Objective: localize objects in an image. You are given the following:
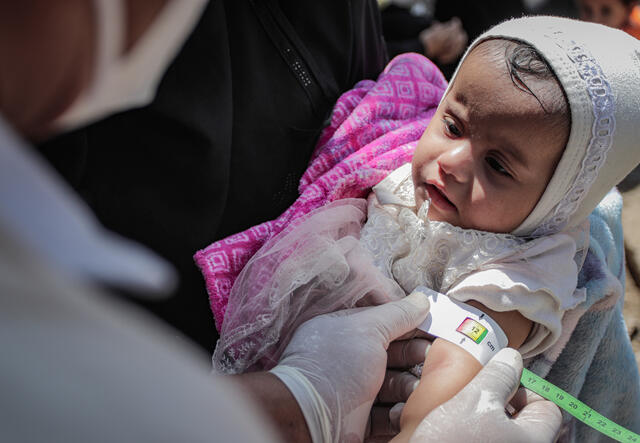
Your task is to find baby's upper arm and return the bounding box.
[466,300,533,349]
[396,297,534,440]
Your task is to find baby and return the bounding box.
[211,16,640,441]
[382,35,569,440]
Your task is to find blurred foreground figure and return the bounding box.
[0,1,562,442]
[38,0,389,352]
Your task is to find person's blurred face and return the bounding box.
[0,1,95,139]
[577,0,634,29]
[411,41,569,233]
[0,0,169,140]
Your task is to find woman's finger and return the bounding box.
[394,328,431,341]
[377,370,420,403]
[509,386,548,412]
[387,338,431,369]
[366,405,402,441]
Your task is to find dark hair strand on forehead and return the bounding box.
[505,43,556,114]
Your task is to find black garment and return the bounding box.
[38,0,387,352]
[434,0,527,77]
[434,0,527,43]
[381,5,433,58]
[527,0,578,17]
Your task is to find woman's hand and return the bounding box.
[270,292,431,443]
[366,331,433,441]
[409,348,562,443]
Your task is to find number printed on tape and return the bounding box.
[520,369,639,443]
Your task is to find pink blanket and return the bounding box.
[194,54,447,329]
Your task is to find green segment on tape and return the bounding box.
[521,368,639,442]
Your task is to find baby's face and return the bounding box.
[412,42,568,233]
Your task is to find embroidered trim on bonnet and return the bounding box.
[531,31,616,237]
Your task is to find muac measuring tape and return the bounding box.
[521,368,639,442]
[414,286,639,442]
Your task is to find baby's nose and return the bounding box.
[437,144,473,182]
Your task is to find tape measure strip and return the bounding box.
[520,368,639,442]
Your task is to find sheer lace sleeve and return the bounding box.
[213,198,404,374]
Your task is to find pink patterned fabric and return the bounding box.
[194,54,447,329]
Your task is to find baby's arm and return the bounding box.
[392,301,532,442]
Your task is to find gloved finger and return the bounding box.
[389,402,404,433]
[512,399,562,442]
[324,306,370,318]
[466,348,523,405]
[394,329,430,341]
[366,406,399,441]
[387,338,431,369]
[357,291,430,345]
[364,435,394,443]
[510,386,547,412]
[377,370,419,403]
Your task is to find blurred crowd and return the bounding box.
[380,0,640,77]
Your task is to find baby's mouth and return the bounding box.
[425,184,456,212]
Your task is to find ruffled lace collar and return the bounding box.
[362,164,529,293]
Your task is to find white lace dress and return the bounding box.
[214,164,586,374]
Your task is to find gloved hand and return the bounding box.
[368,332,432,440]
[270,292,430,443]
[409,348,562,443]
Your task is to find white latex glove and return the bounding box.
[270,292,430,443]
[410,348,562,443]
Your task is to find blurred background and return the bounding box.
[378,0,639,78]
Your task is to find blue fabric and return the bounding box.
[529,189,640,441]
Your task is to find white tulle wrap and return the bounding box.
[213,199,406,374]
[214,165,587,373]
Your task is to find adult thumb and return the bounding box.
[513,400,562,442]
[468,348,523,405]
[360,291,430,344]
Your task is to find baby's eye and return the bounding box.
[486,157,511,177]
[442,118,461,137]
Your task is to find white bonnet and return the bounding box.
[448,16,640,237]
